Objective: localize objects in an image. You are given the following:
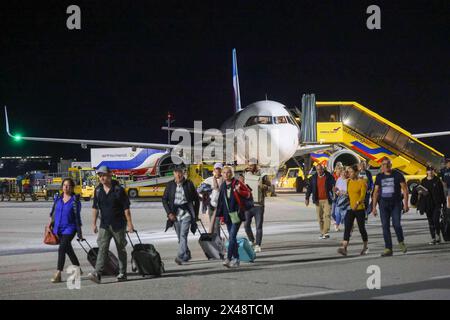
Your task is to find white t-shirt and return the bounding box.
[335,177,348,194]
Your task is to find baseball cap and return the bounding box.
[214,163,223,170]
[173,164,186,172]
[96,166,111,175]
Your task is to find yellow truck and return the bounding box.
[46,167,97,201]
[276,167,306,193]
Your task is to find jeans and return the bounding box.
[244,206,264,246]
[57,233,80,271]
[379,200,404,250]
[343,210,368,242]
[426,207,441,239]
[96,226,128,275]
[333,202,347,226]
[226,221,241,260]
[174,218,192,261]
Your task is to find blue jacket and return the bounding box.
[216,179,246,224]
[305,171,335,205]
[52,195,82,236]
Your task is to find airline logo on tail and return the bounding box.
[232,48,242,112]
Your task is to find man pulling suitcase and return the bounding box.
[88,166,136,284]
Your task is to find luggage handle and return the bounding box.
[126,229,142,248]
[198,219,208,234]
[220,224,229,241]
[76,238,93,255]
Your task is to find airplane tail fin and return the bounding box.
[232,48,242,112]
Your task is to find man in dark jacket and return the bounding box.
[305,163,335,239]
[162,164,200,265]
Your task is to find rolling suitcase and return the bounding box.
[225,237,256,262]
[77,239,120,276]
[127,230,165,277]
[197,220,225,260]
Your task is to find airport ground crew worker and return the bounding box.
[162,164,200,265]
[88,166,134,284]
[305,163,335,239]
[371,158,409,256]
[337,165,369,256]
[244,160,271,252]
[50,178,83,283]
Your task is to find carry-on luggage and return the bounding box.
[77,238,120,276]
[225,237,256,262]
[440,208,450,242]
[197,220,225,260]
[127,230,165,277]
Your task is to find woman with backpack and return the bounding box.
[214,166,251,268]
[337,164,369,256]
[49,178,83,283]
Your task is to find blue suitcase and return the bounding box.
[225,236,256,262]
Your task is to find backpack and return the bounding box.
[232,180,254,211]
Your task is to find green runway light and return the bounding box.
[13,134,22,142]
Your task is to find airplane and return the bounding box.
[4,49,449,171]
[3,49,329,170]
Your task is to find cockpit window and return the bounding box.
[273,116,288,124]
[244,116,273,127]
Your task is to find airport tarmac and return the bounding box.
[0,194,449,300]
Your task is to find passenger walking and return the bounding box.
[243,160,271,252]
[199,163,224,235]
[214,166,251,268]
[162,164,200,265]
[419,167,446,245]
[358,160,374,218]
[337,165,369,256]
[440,159,450,208]
[332,168,349,231]
[88,166,135,284]
[305,163,336,239]
[50,178,82,283]
[371,158,409,257]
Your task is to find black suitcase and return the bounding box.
[77,239,120,276]
[198,220,225,260]
[440,208,450,242]
[127,230,165,277]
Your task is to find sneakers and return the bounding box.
[254,245,262,253]
[381,248,393,257]
[399,242,407,254]
[116,273,127,282]
[429,239,437,245]
[337,247,347,256]
[223,259,231,267]
[334,224,340,232]
[175,257,183,265]
[318,234,324,240]
[88,272,101,284]
[436,236,441,244]
[322,233,330,239]
[51,271,62,283]
[229,259,240,268]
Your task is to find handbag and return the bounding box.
[44,224,59,245]
[44,198,60,245]
[224,189,241,224]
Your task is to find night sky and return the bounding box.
[1,0,449,164]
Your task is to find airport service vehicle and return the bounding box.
[124,160,214,198]
[299,100,445,192]
[276,167,306,193]
[46,167,97,200]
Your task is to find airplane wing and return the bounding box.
[412,131,450,139]
[293,144,332,158]
[4,106,184,150]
